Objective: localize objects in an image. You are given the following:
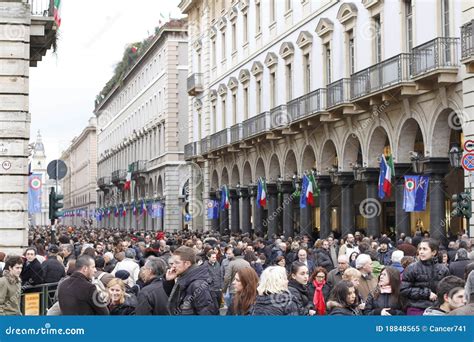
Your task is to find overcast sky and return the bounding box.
[29,0,182,161]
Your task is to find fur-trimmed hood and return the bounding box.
[2,270,20,285]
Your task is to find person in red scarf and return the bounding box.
[308,267,331,315]
[364,266,405,315]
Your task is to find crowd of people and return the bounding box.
[0,225,473,316]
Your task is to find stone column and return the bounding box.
[394,163,412,238]
[229,188,240,234]
[250,184,263,235]
[423,158,450,247]
[280,181,294,239]
[335,173,355,237]
[316,176,332,238]
[266,183,279,238]
[240,187,251,234]
[360,168,381,238]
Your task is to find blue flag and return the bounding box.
[300,175,309,208]
[207,200,219,219]
[403,175,429,212]
[28,174,42,214]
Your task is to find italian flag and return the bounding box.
[142,200,147,216]
[54,0,62,27]
[124,165,132,190]
[122,205,127,217]
[221,185,230,210]
[257,177,267,208]
[132,201,137,216]
[306,173,317,207]
[378,154,395,199]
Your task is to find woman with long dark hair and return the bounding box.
[288,261,315,315]
[400,239,450,315]
[364,266,404,315]
[228,267,259,315]
[326,280,361,315]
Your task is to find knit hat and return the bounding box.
[115,270,130,280]
[379,237,390,246]
[48,244,59,254]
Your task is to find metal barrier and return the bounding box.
[20,282,59,316]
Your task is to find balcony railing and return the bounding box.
[184,141,201,160]
[287,88,326,122]
[210,128,230,151]
[201,137,209,155]
[98,177,111,188]
[187,73,203,95]
[410,37,459,77]
[269,105,289,130]
[28,0,54,17]
[112,170,127,183]
[230,123,243,144]
[327,79,351,108]
[131,160,147,175]
[461,21,473,61]
[242,111,269,139]
[351,53,411,100]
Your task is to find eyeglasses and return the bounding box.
[315,275,325,279]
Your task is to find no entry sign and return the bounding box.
[464,140,474,153]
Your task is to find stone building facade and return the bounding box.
[95,20,189,232]
[182,0,474,241]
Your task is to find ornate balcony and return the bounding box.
[326,78,351,111]
[229,123,244,151]
[130,161,147,180]
[184,141,201,161]
[350,53,414,106]
[242,111,270,140]
[287,88,327,123]
[209,128,230,151]
[28,0,58,67]
[200,137,209,156]
[187,73,203,96]
[461,21,474,72]
[410,37,459,87]
[98,177,112,191]
[112,170,127,186]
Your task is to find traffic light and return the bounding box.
[451,192,472,220]
[49,187,64,222]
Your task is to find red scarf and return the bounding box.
[312,279,326,315]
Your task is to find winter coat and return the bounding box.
[313,248,334,271]
[357,273,377,302]
[326,269,344,291]
[364,291,405,315]
[308,282,331,303]
[58,272,109,315]
[0,270,21,315]
[21,258,43,286]
[377,249,394,266]
[204,260,222,291]
[251,291,299,316]
[135,277,169,315]
[391,262,404,275]
[448,303,474,316]
[423,307,447,316]
[400,259,450,310]
[109,294,137,315]
[448,258,471,279]
[103,259,117,274]
[288,280,312,315]
[223,256,250,294]
[165,264,216,315]
[41,256,66,284]
[326,300,360,316]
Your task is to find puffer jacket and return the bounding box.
[288,280,312,315]
[326,300,360,316]
[364,291,405,315]
[251,291,299,316]
[164,264,216,315]
[0,270,21,315]
[109,293,137,315]
[377,248,394,266]
[313,248,334,271]
[400,259,450,310]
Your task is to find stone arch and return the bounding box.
[341,134,363,170]
[231,164,240,186]
[255,158,265,179]
[210,170,219,191]
[157,176,163,196]
[283,150,298,179]
[243,161,252,184]
[319,139,338,174]
[268,154,281,181]
[221,167,229,185]
[148,179,154,197]
[301,145,317,172]
[367,126,392,167]
[396,118,425,163]
[430,107,463,158]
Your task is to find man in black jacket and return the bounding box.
[20,247,43,286]
[42,245,66,284]
[135,257,169,315]
[164,246,216,315]
[58,255,109,315]
[204,250,222,315]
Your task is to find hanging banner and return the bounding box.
[403,175,429,212]
[28,174,42,214]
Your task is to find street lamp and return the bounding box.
[409,151,425,174]
[327,166,338,183]
[351,162,362,181]
[448,143,463,169]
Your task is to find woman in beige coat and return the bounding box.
[0,255,23,315]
